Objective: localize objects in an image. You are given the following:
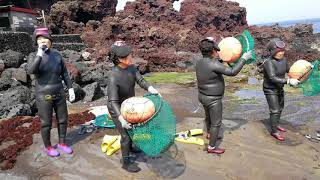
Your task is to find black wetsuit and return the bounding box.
[107,65,150,157]
[262,57,289,133]
[196,56,246,147]
[27,49,72,147]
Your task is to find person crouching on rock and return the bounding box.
[262,38,300,141]
[27,28,75,157]
[196,37,252,154]
[107,40,161,173]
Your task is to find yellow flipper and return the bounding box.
[175,136,204,146]
[176,129,204,136]
[101,135,119,153]
[106,136,121,156]
[188,129,203,136]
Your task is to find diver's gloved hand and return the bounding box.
[68,88,76,102]
[118,115,132,129]
[287,78,300,87]
[36,45,48,57]
[148,86,162,97]
[240,50,253,61]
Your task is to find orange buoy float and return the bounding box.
[120,97,156,123]
[288,60,313,82]
[217,37,242,63]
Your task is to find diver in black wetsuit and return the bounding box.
[107,41,160,173]
[262,38,300,141]
[27,28,75,157]
[196,37,253,154]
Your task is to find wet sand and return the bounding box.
[1,83,320,180]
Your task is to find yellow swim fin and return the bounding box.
[176,129,204,137]
[175,136,205,146]
[188,129,203,136]
[106,136,121,156]
[101,135,119,153]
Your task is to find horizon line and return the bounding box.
[251,17,320,25]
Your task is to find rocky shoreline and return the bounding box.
[0,83,319,179]
[1,0,320,120]
[0,1,320,177]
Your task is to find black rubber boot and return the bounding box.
[270,113,280,134]
[120,156,136,164]
[131,144,142,153]
[121,157,141,173]
[209,125,221,147]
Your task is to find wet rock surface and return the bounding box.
[0,83,319,179]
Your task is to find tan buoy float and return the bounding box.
[218,37,242,63]
[120,97,156,123]
[288,60,313,82]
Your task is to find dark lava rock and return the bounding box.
[82,82,104,102]
[0,86,32,118]
[0,50,25,68]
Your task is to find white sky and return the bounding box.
[230,0,320,24]
[116,0,320,25]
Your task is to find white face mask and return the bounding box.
[37,36,52,49]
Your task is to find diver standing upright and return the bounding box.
[107,41,161,172]
[261,38,300,141]
[27,28,75,157]
[196,37,253,154]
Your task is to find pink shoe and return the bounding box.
[207,146,225,154]
[277,126,287,132]
[57,143,73,154]
[271,132,285,141]
[46,146,60,157]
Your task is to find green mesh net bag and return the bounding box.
[299,60,320,96]
[229,30,256,66]
[127,94,176,157]
[94,114,115,128]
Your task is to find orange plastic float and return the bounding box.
[288,60,313,82]
[120,97,156,123]
[217,37,242,63]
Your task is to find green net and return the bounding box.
[94,114,115,128]
[241,30,256,64]
[128,94,176,157]
[229,30,256,66]
[299,60,320,96]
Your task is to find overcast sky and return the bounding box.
[116,0,320,24]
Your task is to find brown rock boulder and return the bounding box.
[49,0,117,34]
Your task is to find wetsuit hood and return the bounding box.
[267,38,285,57]
[33,27,53,45]
[111,41,132,58]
